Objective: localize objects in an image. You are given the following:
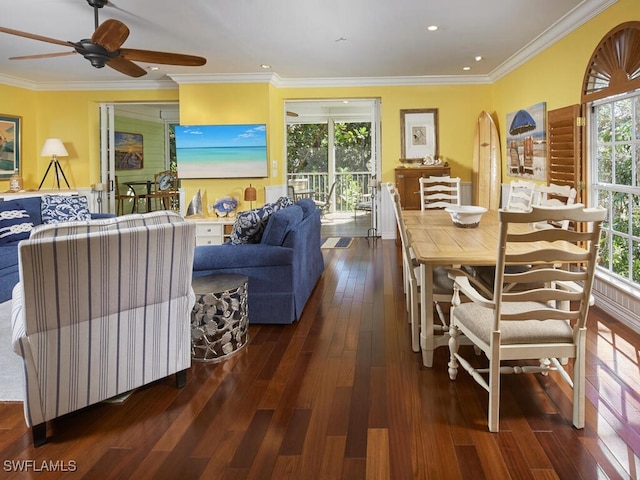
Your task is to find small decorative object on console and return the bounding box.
[9,170,23,192]
[213,196,239,217]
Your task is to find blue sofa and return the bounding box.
[0,195,113,302]
[192,198,324,324]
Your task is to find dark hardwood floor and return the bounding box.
[0,238,638,479]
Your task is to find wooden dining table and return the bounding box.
[403,209,524,367]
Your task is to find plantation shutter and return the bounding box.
[547,104,584,202]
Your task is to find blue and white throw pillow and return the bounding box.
[229,203,277,244]
[41,195,92,224]
[0,202,34,245]
[275,196,294,209]
[229,197,295,245]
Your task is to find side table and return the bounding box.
[191,273,249,362]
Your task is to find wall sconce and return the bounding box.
[244,184,257,209]
[39,138,70,189]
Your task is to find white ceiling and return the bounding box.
[0,0,614,89]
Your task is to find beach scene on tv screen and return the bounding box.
[176,124,268,178]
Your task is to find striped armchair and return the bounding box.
[10,211,196,446]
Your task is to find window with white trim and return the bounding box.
[591,91,640,286]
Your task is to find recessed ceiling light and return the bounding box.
[427,25,438,31]
[261,64,271,69]
[462,66,471,71]
[148,66,159,71]
[475,56,483,62]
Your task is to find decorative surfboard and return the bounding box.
[472,111,501,210]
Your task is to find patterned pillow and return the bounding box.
[41,195,92,224]
[0,202,34,245]
[229,198,295,245]
[229,203,277,244]
[275,196,294,209]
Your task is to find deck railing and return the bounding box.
[287,172,372,212]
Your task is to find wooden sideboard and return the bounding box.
[394,165,451,210]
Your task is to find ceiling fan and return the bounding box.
[0,0,206,78]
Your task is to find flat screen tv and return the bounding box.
[175,124,268,178]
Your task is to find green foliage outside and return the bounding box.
[594,96,640,284]
[287,122,372,210]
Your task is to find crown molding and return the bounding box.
[168,72,491,87]
[489,0,618,82]
[0,73,39,90]
[271,74,492,88]
[167,72,277,85]
[0,74,178,91]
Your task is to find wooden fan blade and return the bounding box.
[10,51,76,60]
[92,19,129,52]
[0,26,73,48]
[120,48,206,66]
[107,56,147,77]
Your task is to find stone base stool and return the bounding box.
[191,273,249,362]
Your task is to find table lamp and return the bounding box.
[39,138,70,189]
[244,184,257,209]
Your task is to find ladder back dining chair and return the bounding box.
[419,176,461,210]
[447,204,607,432]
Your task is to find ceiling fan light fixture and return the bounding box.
[73,39,116,68]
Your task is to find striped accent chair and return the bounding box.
[11,211,196,446]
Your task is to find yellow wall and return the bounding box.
[1,0,637,208]
[177,83,272,210]
[492,0,640,182]
[0,87,177,190]
[174,83,492,208]
[276,84,493,184]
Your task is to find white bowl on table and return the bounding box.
[444,205,488,228]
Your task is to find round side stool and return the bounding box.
[191,273,249,362]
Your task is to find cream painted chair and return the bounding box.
[534,183,578,229]
[505,179,537,211]
[447,204,606,432]
[391,189,456,352]
[419,176,461,210]
[11,211,196,446]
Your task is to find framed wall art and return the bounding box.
[506,102,547,180]
[115,131,144,170]
[400,108,439,160]
[175,124,268,178]
[0,114,21,179]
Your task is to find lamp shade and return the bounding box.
[41,138,68,157]
[244,184,257,202]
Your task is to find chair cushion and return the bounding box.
[453,301,574,345]
[0,202,33,245]
[41,195,91,224]
[414,265,454,295]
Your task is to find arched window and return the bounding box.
[582,21,640,104]
[584,22,640,289]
